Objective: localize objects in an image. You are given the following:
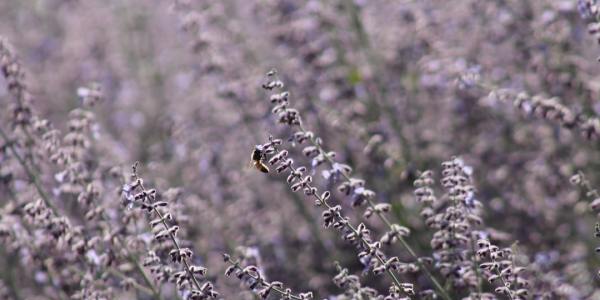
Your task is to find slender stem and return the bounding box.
[124,243,164,299]
[470,236,483,299]
[99,209,164,300]
[43,259,70,300]
[342,0,413,164]
[270,146,408,295]
[107,268,156,296]
[75,250,158,298]
[510,243,520,297]
[0,126,58,214]
[0,249,22,300]
[22,128,41,173]
[224,257,305,300]
[157,206,203,290]
[494,260,515,300]
[296,122,451,300]
[132,171,205,292]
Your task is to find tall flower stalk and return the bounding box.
[123,163,219,300]
[262,70,449,299]
[256,136,415,298]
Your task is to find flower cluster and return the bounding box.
[578,0,600,57]
[0,40,134,299]
[413,170,438,228]
[0,38,32,130]
[223,252,313,300]
[476,239,529,299]
[570,171,600,278]
[262,70,447,299]
[257,135,415,298]
[488,88,600,141]
[123,163,218,300]
[431,158,482,288]
[331,263,382,299]
[414,158,531,299]
[4,1,600,298]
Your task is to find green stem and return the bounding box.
[100,210,164,300]
[343,0,413,164]
[0,126,58,215]
[107,268,156,296]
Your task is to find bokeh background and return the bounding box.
[1,0,600,299]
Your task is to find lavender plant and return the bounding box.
[2,1,600,298]
[123,163,218,300]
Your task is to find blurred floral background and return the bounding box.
[1,0,600,299]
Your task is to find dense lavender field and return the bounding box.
[1,1,600,299]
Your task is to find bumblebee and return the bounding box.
[251,145,269,173]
